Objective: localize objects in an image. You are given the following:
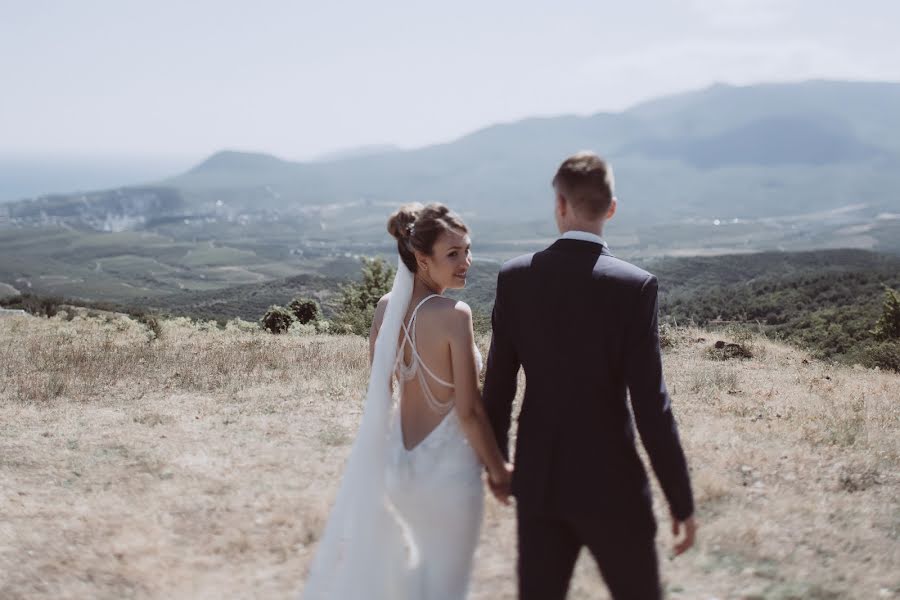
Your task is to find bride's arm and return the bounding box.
[368,294,390,365]
[448,301,512,494]
[369,295,393,395]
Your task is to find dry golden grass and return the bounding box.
[1,313,898,599]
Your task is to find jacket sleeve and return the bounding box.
[625,275,695,521]
[482,269,521,462]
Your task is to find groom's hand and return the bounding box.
[670,513,697,557]
[486,463,514,506]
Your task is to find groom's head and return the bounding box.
[552,152,617,234]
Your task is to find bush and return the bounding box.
[137,314,163,342]
[659,322,676,349]
[260,305,294,334]
[859,340,900,373]
[872,287,900,341]
[288,297,321,324]
[225,318,260,333]
[1,293,62,317]
[334,257,395,336]
[124,308,164,342]
[288,321,317,336]
[335,304,376,337]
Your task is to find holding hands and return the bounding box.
[487,462,514,505]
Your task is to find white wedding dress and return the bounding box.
[302,262,485,600]
[385,293,485,599]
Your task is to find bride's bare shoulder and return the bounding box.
[424,297,472,329]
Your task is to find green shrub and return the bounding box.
[871,287,900,341]
[138,314,163,342]
[659,322,676,349]
[288,321,317,336]
[288,297,321,324]
[1,293,62,317]
[225,318,259,333]
[334,257,395,336]
[260,305,294,334]
[859,340,900,372]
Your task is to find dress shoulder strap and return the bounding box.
[396,293,454,390]
[409,293,442,318]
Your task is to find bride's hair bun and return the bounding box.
[387,203,423,242]
[386,202,468,273]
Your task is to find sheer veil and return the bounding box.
[302,257,416,599]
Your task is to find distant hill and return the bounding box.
[630,115,884,168]
[626,80,900,152]
[3,80,899,261]
[155,80,900,223]
[311,144,402,162]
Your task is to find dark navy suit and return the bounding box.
[483,237,694,600]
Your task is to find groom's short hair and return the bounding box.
[552,152,615,219]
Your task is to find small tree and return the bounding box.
[261,305,294,334]
[288,297,321,324]
[872,287,900,341]
[334,257,395,336]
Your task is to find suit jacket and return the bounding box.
[483,238,694,524]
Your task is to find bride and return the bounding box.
[302,203,512,599]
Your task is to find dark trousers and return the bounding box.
[517,508,661,600]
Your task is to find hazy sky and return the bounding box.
[2,0,898,162]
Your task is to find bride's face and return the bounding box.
[419,228,472,290]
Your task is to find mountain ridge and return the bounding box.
[179,79,900,177]
[4,79,899,250]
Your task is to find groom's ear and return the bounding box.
[605,197,617,221]
[555,192,567,218]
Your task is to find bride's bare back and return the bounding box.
[397,294,460,450]
[373,292,470,451]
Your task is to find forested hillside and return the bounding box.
[4,249,898,370]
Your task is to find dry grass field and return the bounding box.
[1,312,898,599]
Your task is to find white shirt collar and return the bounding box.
[559,229,607,248]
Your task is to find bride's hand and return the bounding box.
[487,463,514,505]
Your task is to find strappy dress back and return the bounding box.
[394,293,455,414]
[383,294,485,600]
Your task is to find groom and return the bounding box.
[483,152,697,599]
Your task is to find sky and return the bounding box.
[2,0,898,163]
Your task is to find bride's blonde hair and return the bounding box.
[387,203,469,273]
